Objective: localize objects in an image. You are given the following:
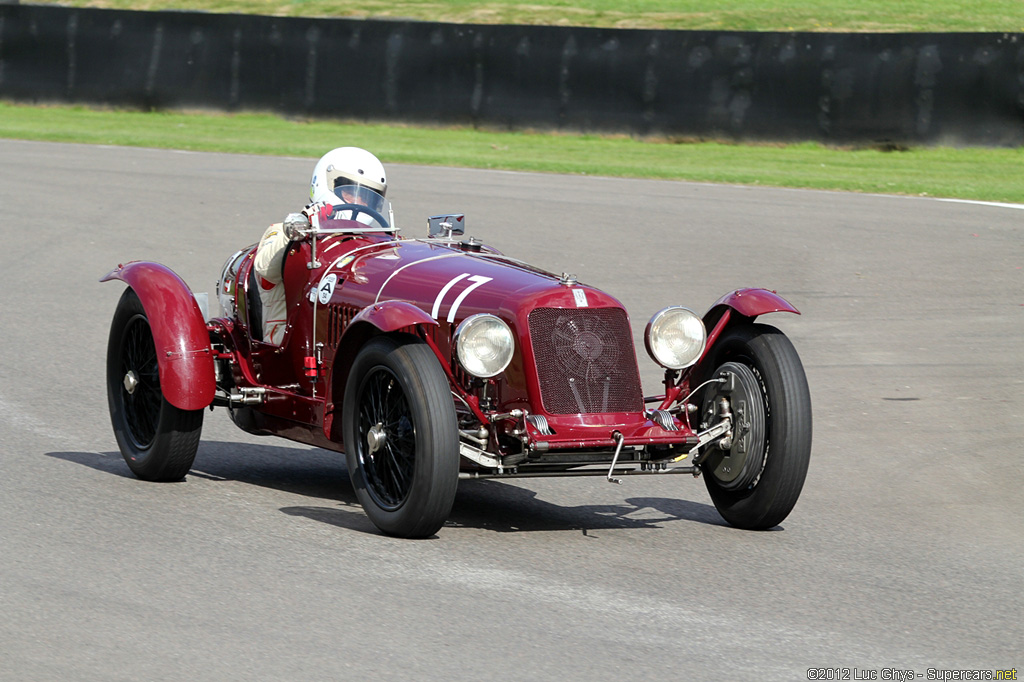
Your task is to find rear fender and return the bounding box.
[324,301,439,441]
[101,261,215,410]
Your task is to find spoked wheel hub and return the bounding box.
[120,315,162,450]
[366,423,387,454]
[356,367,417,512]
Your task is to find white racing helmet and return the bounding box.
[309,147,388,215]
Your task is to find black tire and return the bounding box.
[343,336,459,538]
[106,288,203,481]
[697,323,811,530]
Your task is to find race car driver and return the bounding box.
[253,147,388,345]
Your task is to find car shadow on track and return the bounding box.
[278,484,725,536]
[47,441,725,534]
[46,449,137,478]
[47,440,351,496]
[445,480,726,533]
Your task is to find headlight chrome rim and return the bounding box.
[454,314,515,379]
[644,306,707,370]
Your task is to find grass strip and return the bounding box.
[50,0,1024,33]
[2,102,1022,203]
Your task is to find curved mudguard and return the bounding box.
[348,300,440,333]
[348,299,440,329]
[324,301,440,441]
[100,261,216,411]
[707,288,800,320]
[334,301,440,372]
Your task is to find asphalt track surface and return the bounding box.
[1,139,1021,681]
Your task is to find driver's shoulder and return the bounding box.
[260,222,284,241]
[255,222,288,279]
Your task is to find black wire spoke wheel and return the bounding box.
[343,336,459,538]
[696,323,812,530]
[106,288,203,481]
[120,314,162,448]
[357,367,417,510]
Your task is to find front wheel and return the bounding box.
[697,323,811,530]
[343,336,459,538]
[106,288,203,481]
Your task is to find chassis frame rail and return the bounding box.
[458,465,700,480]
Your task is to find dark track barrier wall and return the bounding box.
[1,5,1021,146]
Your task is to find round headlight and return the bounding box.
[645,306,707,370]
[455,314,515,378]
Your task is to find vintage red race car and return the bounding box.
[102,205,812,538]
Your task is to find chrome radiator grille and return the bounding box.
[528,307,644,414]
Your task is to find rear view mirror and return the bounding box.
[427,213,466,238]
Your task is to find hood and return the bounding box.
[324,238,626,324]
[319,236,645,417]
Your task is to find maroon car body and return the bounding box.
[103,211,811,537]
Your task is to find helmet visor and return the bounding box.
[330,183,386,214]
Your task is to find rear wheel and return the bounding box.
[106,288,203,481]
[343,336,459,538]
[697,323,811,529]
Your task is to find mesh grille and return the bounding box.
[528,307,644,414]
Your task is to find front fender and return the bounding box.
[347,300,439,333]
[698,288,800,366]
[101,261,215,411]
[324,301,440,442]
[707,288,800,320]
